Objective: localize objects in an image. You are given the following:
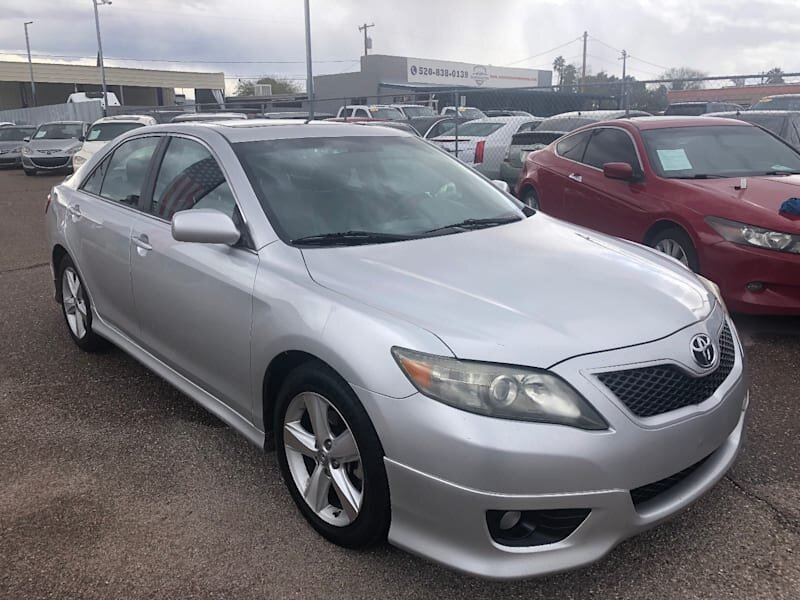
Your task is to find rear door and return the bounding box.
[534,129,592,216]
[65,135,162,338]
[560,126,651,239]
[128,134,258,420]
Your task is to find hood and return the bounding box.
[678,176,800,230]
[302,215,712,367]
[27,138,80,152]
[0,141,25,151]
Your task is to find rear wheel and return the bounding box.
[521,187,539,210]
[649,227,699,272]
[58,255,107,352]
[275,361,390,549]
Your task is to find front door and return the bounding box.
[129,135,257,421]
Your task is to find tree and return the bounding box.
[561,64,578,91]
[552,56,566,87]
[729,77,747,87]
[234,76,301,96]
[765,67,784,84]
[660,67,707,91]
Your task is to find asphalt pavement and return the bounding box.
[1,169,798,599]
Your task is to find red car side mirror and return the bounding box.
[603,162,636,181]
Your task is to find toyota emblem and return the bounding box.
[690,334,716,368]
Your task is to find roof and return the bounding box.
[0,60,223,89]
[623,116,752,130]
[706,110,800,117]
[547,110,650,119]
[90,114,157,125]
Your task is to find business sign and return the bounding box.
[406,58,540,88]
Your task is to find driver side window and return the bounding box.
[95,137,160,207]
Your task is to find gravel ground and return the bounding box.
[1,169,798,599]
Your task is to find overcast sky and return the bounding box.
[1,0,797,93]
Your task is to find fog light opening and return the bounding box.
[746,281,765,293]
[498,510,522,530]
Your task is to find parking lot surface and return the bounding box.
[1,169,798,599]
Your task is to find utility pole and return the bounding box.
[580,31,588,93]
[620,49,628,114]
[23,21,36,107]
[92,0,111,116]
[358,22,374,64]
[304,0,314,120]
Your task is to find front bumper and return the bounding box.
[357,312,747,579]
[702,239,800,315]
[22,154,73,171]
[499,161,522,191]
[0,153,22,167]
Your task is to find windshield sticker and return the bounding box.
[657,148,692,171]
[34,130,47,139]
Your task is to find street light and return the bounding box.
[23,21,36,106]
[304,0,314,120]
[92,0,112,115]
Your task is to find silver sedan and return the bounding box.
[45,120,747,579]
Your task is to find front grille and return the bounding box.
[31,157,70,168]
[597,324,735,418]
[630,455,710,507]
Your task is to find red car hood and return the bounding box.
[678,175,800,230]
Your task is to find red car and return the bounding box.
[516,116,800,315]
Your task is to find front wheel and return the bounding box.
[649,227,700,272]
[275,361,390,549]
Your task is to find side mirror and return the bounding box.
[171,209,240,245]
[492,179,510,193]
[78,135,85,142]
[603,162,637,181]
[23,136,30,142]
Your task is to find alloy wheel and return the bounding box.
[61,267,88,339]
[283,392,364,527]
[654,238,689,267]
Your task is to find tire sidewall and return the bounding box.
[57,255,104,351]
[651,227,700,273]
[522,188,539,209]
[274,362,390,549]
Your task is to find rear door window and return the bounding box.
[582,128,641,169]
[555,130,592,162]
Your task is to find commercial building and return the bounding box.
[313,54,552,114]
[0,60,225,110]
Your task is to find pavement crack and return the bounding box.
[725,474,800,534]
[0,262,49,274]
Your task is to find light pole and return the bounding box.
[304,0,314,120]
[92,0,112,115]
[23,21,36,106]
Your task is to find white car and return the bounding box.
[72,115,158,170]
[336,105,406,120]
[391,104,437,118]
[430,116,540,179]
[67,91,121,109]
[440,106,486,119]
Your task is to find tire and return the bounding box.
[649,227,700,272]
[24,168,36,176]
[57,255,107,352]
[521,187,540,210]
[275,361,390,549]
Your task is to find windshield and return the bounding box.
[751,97,800,111]
[664,104,708,116]
[33,123,83,140]
[0,127,34,141]
[642,125,800,178]
[235,136,522,244]
[535,117,594,133]
[400,106,436,117]
[369,108,405,121]
[459,108,486,119]
[436,122,504,138]
[86,122,144,142]
[737,114,787,137]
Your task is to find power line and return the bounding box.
[0,50,353,64]
[504,36,582,67]
[627,55,670,71]
[588,35,669,72]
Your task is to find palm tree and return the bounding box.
[553,55,566,88]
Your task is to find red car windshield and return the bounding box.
[641,125,800,178]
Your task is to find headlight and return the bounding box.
[392,348,607,430]
[72,154,86,167]
[21,146,32,155]
[706,216,800,255]
[696,274,727,314]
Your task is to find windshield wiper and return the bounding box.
[421,216,522,235]
[291,230,415,246]
[673,174,727,179]
[763,169,800,176]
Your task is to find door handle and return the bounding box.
[67,204,81,221]
[132,233,152,252]
[568,173,583,183]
